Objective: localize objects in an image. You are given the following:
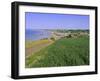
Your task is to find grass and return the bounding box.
[26,39,53,48]
[25,39,54,57]
[25,36,89,68]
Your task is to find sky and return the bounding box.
[25,12,89,30]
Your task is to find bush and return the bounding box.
[50,37,55,41]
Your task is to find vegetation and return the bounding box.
[50,37,55,41]
[25,35,89,68]
[26,39,53,48]
[51,29,89,33]
[25,39,54,56]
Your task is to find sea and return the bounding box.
[25,29,52,41]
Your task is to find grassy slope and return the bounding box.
[26,39,53,48]
[26,36,89,68]
[25,39,53,56]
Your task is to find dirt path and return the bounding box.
[25,40,54,58]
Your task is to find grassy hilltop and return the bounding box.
[25,35,89,68]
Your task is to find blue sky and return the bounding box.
[25,12,89,30]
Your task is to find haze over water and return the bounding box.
[25,29,51,41]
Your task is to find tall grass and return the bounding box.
[26,36,89,68]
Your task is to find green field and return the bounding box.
[25,36,89,68]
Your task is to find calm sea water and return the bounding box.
[25,29,51,41]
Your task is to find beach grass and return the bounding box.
[26,39,53,48]
[25,36,89,68]
[25,39,54,57]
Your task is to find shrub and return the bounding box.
[50,37,55,41]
